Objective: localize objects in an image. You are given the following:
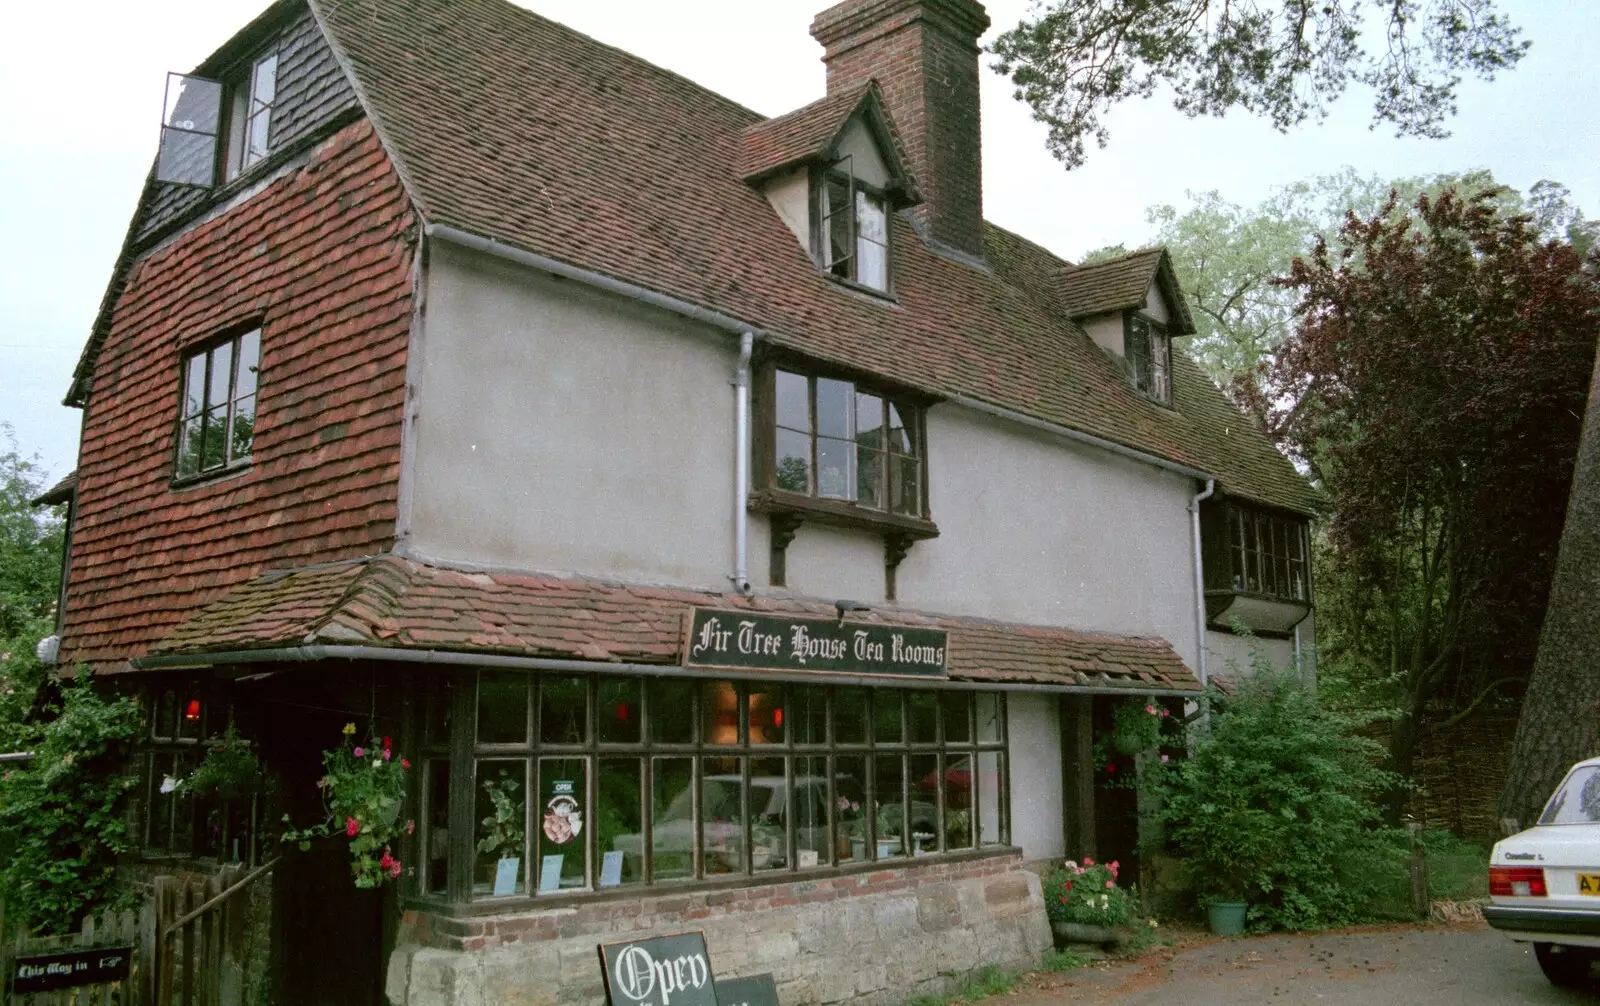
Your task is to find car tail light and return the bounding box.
[1490,866,1547,897]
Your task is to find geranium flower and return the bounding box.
[1083,857,1094,866]
[1105,880,1114,889]
[384,749,392,761]
[382,736,392,752]
[390,861,402,878]
[353,747,365,758]
[1145,704,1156,715]
[401,758,411,769]
[1161,754,1170,763]
[346,816,360,837]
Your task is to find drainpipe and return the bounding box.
[1189,478,1216,726]
[732,331,755,594]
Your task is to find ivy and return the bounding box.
[0,673,143,934]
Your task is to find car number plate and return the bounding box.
[1579,874,1600,896]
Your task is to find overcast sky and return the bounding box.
[2,0,1596,482]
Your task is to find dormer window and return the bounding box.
[225,53,278,180]
[1125,314,1171,405]
[154,49,279,188]
[816,158,889,293]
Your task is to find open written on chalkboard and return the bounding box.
[600,931,717,1006]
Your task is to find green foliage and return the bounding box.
[281,724,413,888]
[476,767,525,862]
[1037,947,1093,972]
[0,425,65,748]
[180,724,266,802]
[1043,857,1134,927]
[1156,664,1399,930]
[0,673,143,934]
[991,0,1528,170]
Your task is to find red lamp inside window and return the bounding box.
[184,698,202,721]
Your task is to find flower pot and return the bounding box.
[1051,921,1128,950]
[1208,901,1247,936]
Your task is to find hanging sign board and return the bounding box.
[715,972,780,1006]
[11,947,133,994]
[684,609,947,678]
[600,931,717,1006]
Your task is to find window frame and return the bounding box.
[173,326,262,483]
[810,157,893,296]
[1123,312,1173,406]
[223,51,280,182]
[1225,504,1310,603]
[422,672,1009,909]
[754,360,933,536]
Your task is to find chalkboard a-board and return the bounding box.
[715,972,779,1006]
[599,931,717,1006]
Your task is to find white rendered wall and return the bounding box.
[1007,693,1064,862]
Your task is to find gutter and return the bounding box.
[132,645,1202,698]
[425,224,761,337]
[948,395,1216,483]
[733,332,755,593]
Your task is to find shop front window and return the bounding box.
[451,674,1008,901]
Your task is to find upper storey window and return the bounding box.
[773,368,923,517]
[1227,505,1309,602]
[1125,314,1172,406]
[155,50,280,188]
[176,329,260,480]
[226,53,278,180]
[815,157,889,293]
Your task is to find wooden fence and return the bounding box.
[151,859,275,1006]
[1,906,149,1005]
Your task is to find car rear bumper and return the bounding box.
[1484,904,1600,939]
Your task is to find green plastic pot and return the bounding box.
[1208,901,1247,936]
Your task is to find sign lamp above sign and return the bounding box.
[685,609,947,678]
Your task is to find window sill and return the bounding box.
[823,272,898,305]
[170,462,253,492]
[407,844,1020,917]
[750,489,938,540]
[1204,589,1312,638]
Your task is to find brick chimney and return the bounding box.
[811,0,991,259]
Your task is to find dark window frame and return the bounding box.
[1123,312,1172,406]
[420,672,1009,908]
[173,326,262,483]
[141,684,262,867]
[810,157,893,296]
[223,50,280,182]
[1225,504,1310,602]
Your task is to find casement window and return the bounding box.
[176,329,260,479]
[143,687,261,865]
[1227,505,1310,601]
[1125,314,1172,405]
[772,368,924,517]
[814,157,890,293]
[155,50,279,188]
[426,672,1007,901]
[225,53,279,180]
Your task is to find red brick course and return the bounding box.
[63,118,417,669]
[399,850,1025,952]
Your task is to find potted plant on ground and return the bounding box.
[1043,858,1134,949]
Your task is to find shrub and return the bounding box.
[1155,665,1398,931]
[0,673,143,934]
[1042,857,1134,927]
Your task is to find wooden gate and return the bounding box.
[1,907,149,1005]
[151,859,275,1006]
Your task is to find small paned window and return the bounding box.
[1125,314,1172,405]
[816,157,890,293]
[448,673,1007,902]
[226,53,279,180]
[773,369,923,517]
[1227,505,1309,601]
[176,329,260,479]
[142,687,261,864]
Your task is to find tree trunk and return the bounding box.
[1386,707,1421,826]
[1499,348,1600,830]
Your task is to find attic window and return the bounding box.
[1125,314,1172,405]
[226,53,279,180]
[815,157,889,293]
[153,51,279,188]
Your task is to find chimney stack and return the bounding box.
[811,0,991,260]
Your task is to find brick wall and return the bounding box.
[387,851,1050,1005]
[64,118,416,668]
[812,0,989,257]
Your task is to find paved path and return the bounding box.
[994,925,1599,1005]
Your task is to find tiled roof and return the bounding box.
[149,555,1201,693]
[31,470,78,507]
[310,0,1315,515]
[739,82,871,182]
[1058,248,1197,335]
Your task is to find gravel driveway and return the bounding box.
[992,924,1599,1005]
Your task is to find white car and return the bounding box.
[1485,756,1600,987]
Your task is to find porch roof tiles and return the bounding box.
[148,555,1200,693]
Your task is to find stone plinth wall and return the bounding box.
[386,851,1050,1005]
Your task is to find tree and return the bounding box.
[0,424,66,747]
[1499,351,1600,829]
[1148,170,1588,393]
[991,0,1530,170]
[1251,189,1600,821]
